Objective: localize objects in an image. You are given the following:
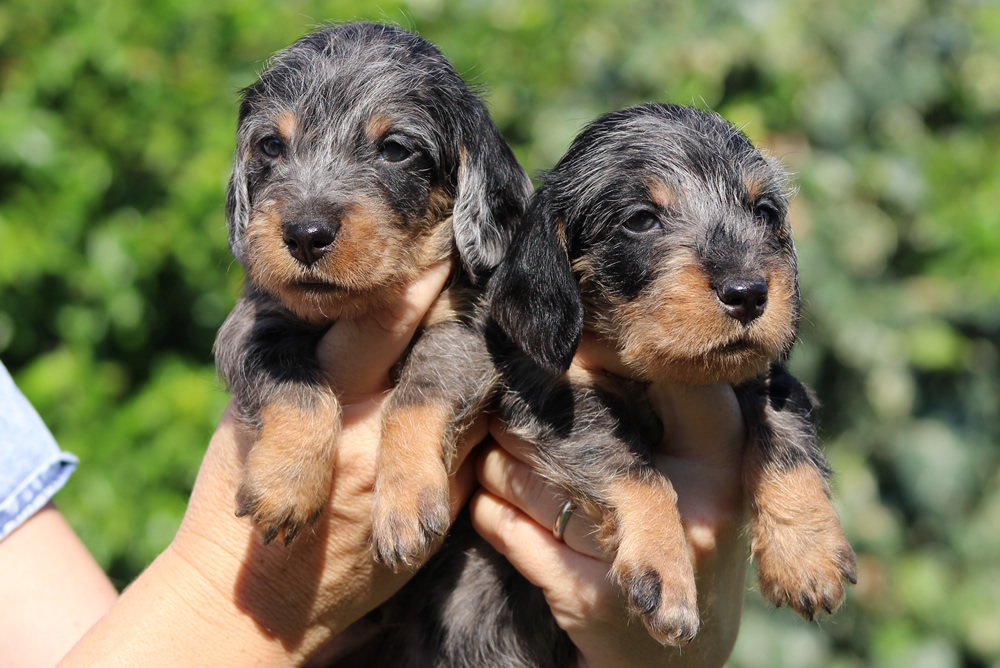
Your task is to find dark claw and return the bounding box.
[798,593,816,621]
[283,525,301,546]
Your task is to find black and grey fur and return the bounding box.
[214,23,531,553]
[329,104,855,666]
[487,103,856,643]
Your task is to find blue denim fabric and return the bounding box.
[0,360,78,542]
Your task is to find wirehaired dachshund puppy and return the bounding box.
[329,103,856,667]
[487,103,857,646]
[213,23,531,559]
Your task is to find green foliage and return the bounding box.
[1,0,997,663]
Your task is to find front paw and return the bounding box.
[754,520,857,620]
[614,552,700,646]
[236,469,329,545]
[749,463,857,619]
[604,477,699,645]
[370,484,450,571]
[236,419,337,546]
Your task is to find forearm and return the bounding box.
[0,504,118,668]
[61,543,330,667]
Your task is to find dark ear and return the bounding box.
[452,106,533,281]
[486,187,584,372]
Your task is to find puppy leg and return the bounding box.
[216,294,337,545]
[503,374,699,645]
[371,320,495,570]
[738,370,857,619]
[602,474,699,646]
[236,389,340,545]
[746,454,856,619]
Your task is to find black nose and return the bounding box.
[283,221,338,266]
[717,277,768,325]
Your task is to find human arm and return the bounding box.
[0,360,119,668]
[62,261,483,667]
[470,332,749,668]
[0,503,119,668]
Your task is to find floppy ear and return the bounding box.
[486,187,584,372]
[226,155,250,264]
[225,149,250,265]
[452,106,533,281]
[225,98,256,266]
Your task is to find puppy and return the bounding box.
[214,23,531,558]
[329,103,855,667]
[487,103,857,645]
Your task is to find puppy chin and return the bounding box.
[271,280,407,324]
[620,343,776,386]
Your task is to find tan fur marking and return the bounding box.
[555,216,568,250]
[602,476,699,645]
[746,457,856,618]
[647,180,674,210]
[744,174,765,202]
[238,391,341,543]
[245,202,301,289]
[244,191,454,323]
[276,109,297,139]
[602,255,797,384]
[365,113,395,141]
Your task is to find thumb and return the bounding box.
[317,260,453,401]
[648,382,745,466]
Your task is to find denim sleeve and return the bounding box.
[0,360,78,542]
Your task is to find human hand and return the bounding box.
[63,260,485,667]
[469,331,749,668]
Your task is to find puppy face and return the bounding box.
[490,103,799,385]
[227,23,531,322]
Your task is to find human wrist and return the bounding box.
[73,541,336,666]
[155,543,330,665]
[60,540,326,667]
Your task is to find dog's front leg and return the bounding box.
[235,387,341,545]
[216,295,340,545]
[371,320,496,570]
[737,368,857,620]
[599,471,700,646]
[501,375,700,646]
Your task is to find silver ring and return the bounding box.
[551,500,576,542]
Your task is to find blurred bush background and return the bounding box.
[1,0,997,665]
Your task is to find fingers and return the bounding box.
[644,382,747,558]
[317,260,453,401]
[478,425,604,559]
[468,489,609,604]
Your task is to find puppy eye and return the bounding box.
[754,203,781,227]
[623,211,661,233]
[379,140,413,163]
[260,137,283,158]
